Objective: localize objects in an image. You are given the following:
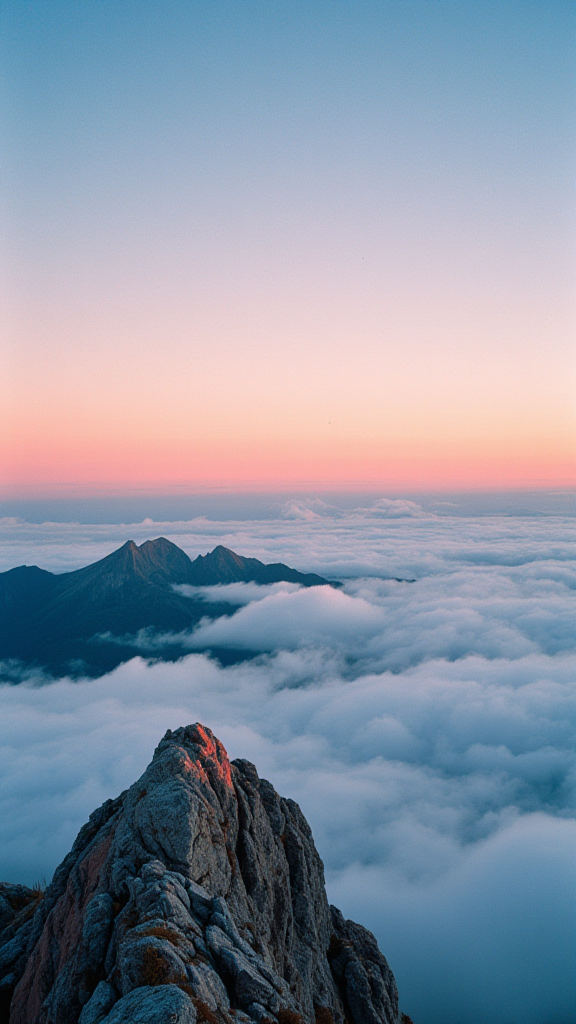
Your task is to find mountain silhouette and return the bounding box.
[182,543,332,587]
[0,538,334,678]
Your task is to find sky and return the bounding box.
[1,0,575,493]
[1,5,575,1022]
[1,506,575,1024]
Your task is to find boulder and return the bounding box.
[99,984,195,1024]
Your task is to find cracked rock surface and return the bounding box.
[0,724,400,1024]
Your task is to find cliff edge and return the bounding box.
[0,724,399,1024]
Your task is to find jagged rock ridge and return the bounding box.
[0,724,399,1024]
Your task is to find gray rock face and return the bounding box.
[0,884,44,1021]
[78,982,115,1024]
[0,723,400,1024]
[98,985,196,1024]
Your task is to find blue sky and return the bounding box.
[2,0,575,492]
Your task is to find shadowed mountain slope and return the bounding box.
[0,722,400,1024]
[186,546,331,587]
[0,539,334,678]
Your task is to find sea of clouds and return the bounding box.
[0,498,575,1024]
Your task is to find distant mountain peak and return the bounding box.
[0,538,335,677]
[139,536,180,554]
[104,538,138,560]
[185,544,332,588]
[193,544,251,575]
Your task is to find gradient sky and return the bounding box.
[1,0,574,493]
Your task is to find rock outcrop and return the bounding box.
[0,724,399,1024]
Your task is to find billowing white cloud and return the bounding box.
[173,580,302,605]
[162,560,574,673]
[1,505,574,579]
[280,498,338,520]
[1,646,574,1024]
[365,498,428,518]
[184,585,384,651]
[0,506,575,1024]
[330,814,576,1024]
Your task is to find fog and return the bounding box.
[0,500,574,1024]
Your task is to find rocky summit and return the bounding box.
[0,724,400,1024]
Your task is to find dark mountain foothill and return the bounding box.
[0,723,401,1024]
[0,539,336,679]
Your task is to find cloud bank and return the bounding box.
[174,560,573,672]
[0,506,574,1024]
[1,501,573,579]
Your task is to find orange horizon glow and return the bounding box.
[2,434,574,496]
[3,2,574,502]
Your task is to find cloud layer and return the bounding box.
[175,560,573,671]
[0,505,574,1024]
[1,499,574,579]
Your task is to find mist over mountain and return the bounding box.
[0,539,333,677]
[0,507,574,1024]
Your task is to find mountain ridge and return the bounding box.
[0,540,335,678]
